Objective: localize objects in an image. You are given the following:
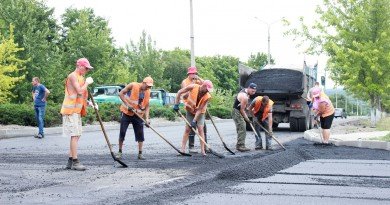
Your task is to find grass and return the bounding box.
[370,117,390,142]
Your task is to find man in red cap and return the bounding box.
[61,57,94,171]
[180,66,208,153]
[173,80,213,156]
[116,76,153,160]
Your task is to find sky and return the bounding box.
[45,0,334,87]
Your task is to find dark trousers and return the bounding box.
[188,123,207,148]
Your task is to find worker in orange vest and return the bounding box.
[173,80,213,156]
[61,58,94,171]
[116,76,153,160]
[180,66,208,153]
[248,96,274,150]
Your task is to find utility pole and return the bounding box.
[189,0,195,67]
[254,17,282,65]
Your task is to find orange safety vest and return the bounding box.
[181,77,203,103]
[120,82,150,117]
[252,96,274,122]
[60,72,88,117]
[185,84,211,114]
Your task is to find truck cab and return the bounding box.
[93,85,125,104]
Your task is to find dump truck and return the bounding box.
[239,63,317,132]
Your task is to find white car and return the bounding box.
[334,108,347,119]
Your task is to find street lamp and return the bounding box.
[254,17,282,65]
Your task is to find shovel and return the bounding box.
[88,91,128,168]
[252,120,286,150]
[206,110,235,155]
[131,110,191,157]
[177,111,225,158]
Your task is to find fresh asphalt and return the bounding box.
[0,118,389,204]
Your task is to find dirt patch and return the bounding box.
[330,118,376,134]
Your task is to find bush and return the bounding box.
[149,105,177,121]
[208,107,231,119]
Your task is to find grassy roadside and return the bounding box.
[370,117,390,142]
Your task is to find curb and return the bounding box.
[0,118,233,140]
[304,129,390,151]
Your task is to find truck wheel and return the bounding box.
[290,118,299,132]
[298,117,308,132]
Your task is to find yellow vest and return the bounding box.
[60,72,88,116]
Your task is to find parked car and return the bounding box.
[334,108,347,118]
[93,85,176,106]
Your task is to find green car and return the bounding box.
[93,85,125,104]
[93,85,177,106]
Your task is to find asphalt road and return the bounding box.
[1,118,389,204]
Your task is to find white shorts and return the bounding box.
[62,113,82,137]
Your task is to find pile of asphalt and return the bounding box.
[217,147,314,180]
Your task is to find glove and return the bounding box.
[88,101,99,110]
[173,104,180,112]
[190,121,197,129]
[86,77,94,84]
[127,106,135,112]
[145,120,150,128]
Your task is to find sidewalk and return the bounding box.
[304,129,390,151]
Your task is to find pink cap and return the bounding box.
[143,76,154,86]
[203,80,213,92]
[312,87,321,98]
[76,58,93,69]
[187,66,198,74]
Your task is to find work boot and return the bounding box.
[34,134,39,138]
[116,152,123,159]
[236,146,250,152]
[189,147,198,153]
[71,159,86,171]
[255,146,263,150]
[66,158,72,169]
[37,133,44,139]
[138,154,146,160]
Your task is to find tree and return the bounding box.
[246,52,273,69]
[161,48,190,92]
[197,55,239,92]
[0,0,61,103]
[286,0,390,126]
[0,25,26,103]
[125,31,167,88]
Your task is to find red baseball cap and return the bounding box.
[76,58,93,69]
[203,80,213,92]
[187,66,198,74]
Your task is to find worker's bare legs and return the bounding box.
[197,125,206,155]
[181,126,191,152]
[322,128,330,143]
[69,136,80,159]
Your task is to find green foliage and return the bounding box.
[0,103,61,126]
[0,0,61,103]
[246,52,272,69]
[149,105,177,121]
[125,31,168,89]
[285,0,390,120]
[196,55,239,92]
[162,48,190,92]
[0,25,26,103]
[61,8,117,86]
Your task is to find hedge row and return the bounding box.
[0,103,232,127]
